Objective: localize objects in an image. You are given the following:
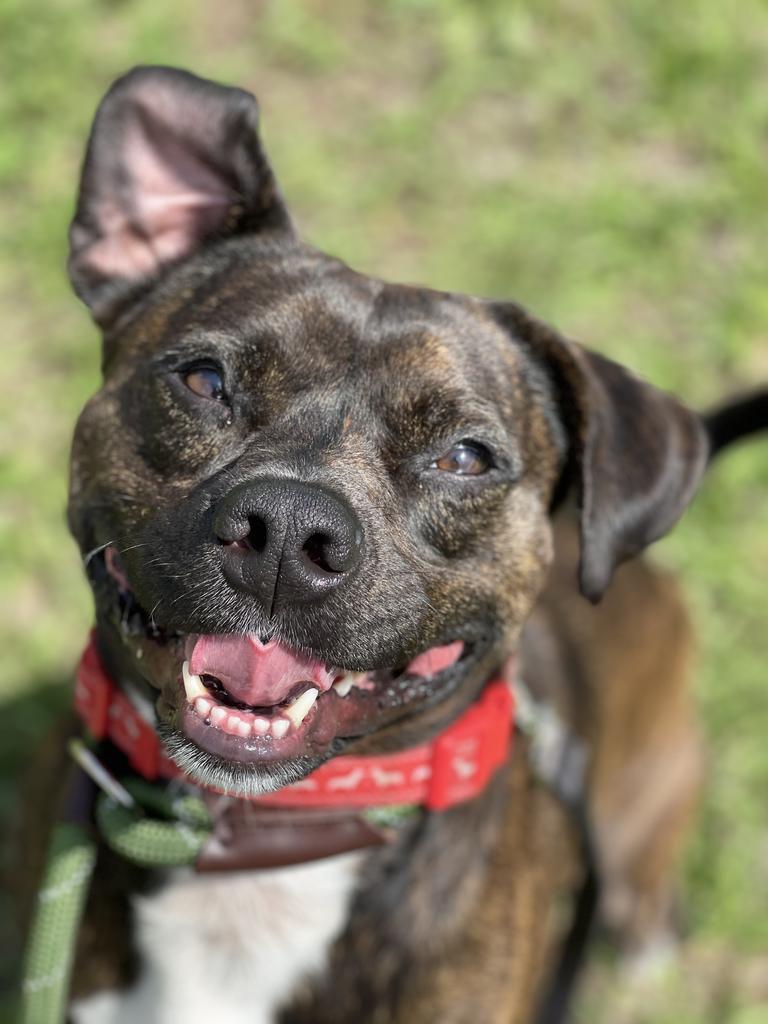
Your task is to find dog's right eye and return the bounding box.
[183,364,226,402]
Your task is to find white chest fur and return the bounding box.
[70,853,363,1024]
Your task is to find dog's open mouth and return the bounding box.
[94,544,489,782]
[177,632,467,765]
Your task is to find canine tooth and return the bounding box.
[182,660,208,702]
[210,706,228,729]
[252,716,269,735]
[271,717,290,739]
[284,687,319,728]
[194,696,213,719]
[333,675,356,698]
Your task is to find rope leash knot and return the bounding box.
[94,777,212,869]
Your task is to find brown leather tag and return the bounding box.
[195,795,394,872]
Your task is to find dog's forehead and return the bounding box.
[138,248,526,412]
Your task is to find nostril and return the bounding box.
[216,514,269,551]
[301,532,343,574]
[246,515,268,553]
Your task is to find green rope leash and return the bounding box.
[21,823,97,1024]
[20,747,212,1024]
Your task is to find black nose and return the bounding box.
[214,479,364,612]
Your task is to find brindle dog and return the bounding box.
[23,66,767,1023]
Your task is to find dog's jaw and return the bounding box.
[157,722,327,798]
[91,543,503,796]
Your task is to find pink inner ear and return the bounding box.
[83,98,237,281]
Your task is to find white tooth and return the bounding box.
[333,674,355,698]
[194,696,213,719]
[271,717,290,739]
[210,706,228,729]
[284,687,319,729]
[182,660,208,702]
[233,718,252,738]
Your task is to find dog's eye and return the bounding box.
[183,364,226,402]
[432,441,493,476]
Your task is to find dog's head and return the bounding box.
[67,67,708,795]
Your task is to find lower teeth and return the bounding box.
[182,663,365,741]
[183,661,322,739]
[193,695,293,740]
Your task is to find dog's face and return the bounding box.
[67,68,708,795]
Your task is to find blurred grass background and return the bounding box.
[1,0,768,1020]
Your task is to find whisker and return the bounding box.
[82,541,113,567]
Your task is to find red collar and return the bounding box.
[74,636,515,813]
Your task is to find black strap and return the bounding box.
[518,705,600,1024]
[534,804,600,1024]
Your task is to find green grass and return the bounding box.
[2,1,768,1019]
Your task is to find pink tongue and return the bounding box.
[407,640,463,677]
[189,635,336,707]
[188,635,465,708]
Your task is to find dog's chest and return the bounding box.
[70,853,363,1024]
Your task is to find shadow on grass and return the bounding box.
[1,676,71,1020]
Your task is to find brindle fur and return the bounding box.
[18,65,731,1021]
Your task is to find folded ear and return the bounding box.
[491,302,709,601]
[69,65,294,327]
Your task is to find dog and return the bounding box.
[17,65,768,1024]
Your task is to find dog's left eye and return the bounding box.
[183,364,226,402]
[432,441,493,476]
